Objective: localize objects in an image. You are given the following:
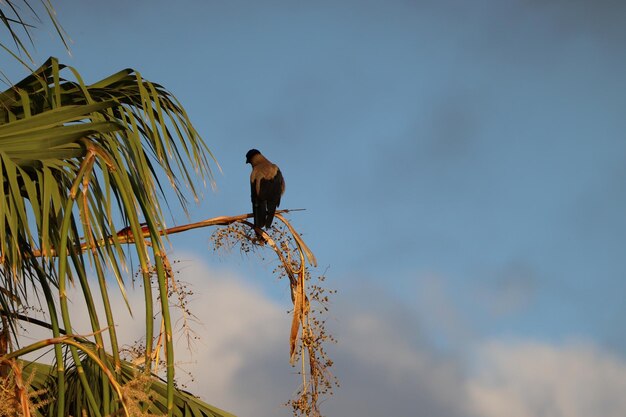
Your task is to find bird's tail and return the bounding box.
[265,202,277,229]
[254,202,267,229]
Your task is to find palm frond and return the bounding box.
[0,0,69,66]
[0,57,218,416]
[19,356,236,417]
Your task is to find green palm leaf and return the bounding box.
[21,357,236,417]
[0,56,221,417]
[0,4,240,416]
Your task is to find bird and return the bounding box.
[246,149,285,230]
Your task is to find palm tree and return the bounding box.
[0,2,234,416]
[0,2,333,417]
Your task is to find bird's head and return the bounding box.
[245,149,261,164]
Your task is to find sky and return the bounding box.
[5,0,626,416]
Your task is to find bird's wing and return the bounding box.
[251,161,284,228]
[255,167,283,202]
[251,163,279,195]
[249,173,258,202]
[275,168,285,207]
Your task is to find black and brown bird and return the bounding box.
[246,149,285,229]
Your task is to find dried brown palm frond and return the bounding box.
[210,213,337,417]
[0,359,52,417]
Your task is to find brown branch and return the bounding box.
[30,208,305,258]
[209,211,336,416]
[275,213,317,267]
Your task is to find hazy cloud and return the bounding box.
[171,264,471,417]
[16,259,626,417]
[468,340,626,417]
[415,273,477,349]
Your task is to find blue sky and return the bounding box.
[6,1,626,416]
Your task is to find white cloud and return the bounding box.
[173,268,291,415]
[467,340,626,417]
[167,263,473,417]
[17,260,626,417]
[119,264,626,417]
[16,259,294,416]
[136,261,293,416]
[326,303,469,417]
